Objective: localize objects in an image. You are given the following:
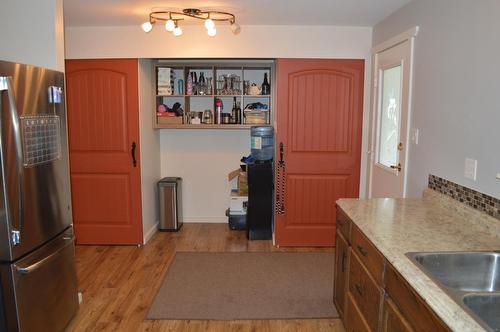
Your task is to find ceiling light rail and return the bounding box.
[141,8,241,37]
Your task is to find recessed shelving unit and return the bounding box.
[153,60,274,129]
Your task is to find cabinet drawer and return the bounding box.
[346,292,371,332]
[349,249,383,332]
[352,225,384,285]
[382,297,414,332]
[336,208,351,242]
[385,263,450,332]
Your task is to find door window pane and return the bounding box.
[377,65,402,168]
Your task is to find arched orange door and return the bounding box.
[65,59,143,244]
[275,59,364,247]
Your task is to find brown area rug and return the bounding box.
[146,252,337,320]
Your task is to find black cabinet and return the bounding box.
[246,161,273,240]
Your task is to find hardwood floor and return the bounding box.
[66,223,344,332]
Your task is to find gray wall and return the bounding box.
[373,0,500,198]
[0,0,65,71]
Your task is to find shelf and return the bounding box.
[157,94,214,97]
[157,94,271,98]
[154,124,272,130]
[153,60,274,130]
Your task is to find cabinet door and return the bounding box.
[334,231,349,317]
[349,251,383,332]
[383,297,414,332]
[346,293,371,332]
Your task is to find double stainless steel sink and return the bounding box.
[406,252,500,331]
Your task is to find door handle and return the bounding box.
[357,245,368,257]
[0,76,24,246]
[131,142,137,167]
[390,163,402,172]
[279,142,284,164]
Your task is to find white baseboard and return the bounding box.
[183,216,228,223]
[143,222,159,244]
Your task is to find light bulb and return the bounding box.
[230,22,241,35]
[207,27,217,37]
[165,19,175,32]
[173,26,183,37]
[141,21,153,33]
[204,18,215,30]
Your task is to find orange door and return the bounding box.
[275,59,364,247]
[65,59,143,245]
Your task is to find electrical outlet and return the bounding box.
[411,128,419,144]
[464,158,477,181]
[496,173,500,180]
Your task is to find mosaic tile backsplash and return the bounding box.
[429,174,500,219]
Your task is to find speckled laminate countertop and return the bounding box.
[336,189,500,332]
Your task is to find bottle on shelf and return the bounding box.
[215,98,223,124]
[192,72,198,95]
[261,72,270,95]
[235,101,242,124]
[231,97,237,124]
[187,73,193,95]
[199,72,206,95]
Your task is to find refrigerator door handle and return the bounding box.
[14,235,74,274]
[0,76,24,246]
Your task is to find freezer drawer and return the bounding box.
[0,229,78,332]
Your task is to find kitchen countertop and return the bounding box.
[337,189,500,332]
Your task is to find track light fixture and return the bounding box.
[141,8,241,37]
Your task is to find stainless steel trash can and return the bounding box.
[158,177,183,231]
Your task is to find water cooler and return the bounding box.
[246,127,274,240]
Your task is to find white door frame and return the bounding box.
[367,26,419,198]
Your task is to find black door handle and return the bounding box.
[131,142,137,167]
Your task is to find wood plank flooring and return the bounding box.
[66,223,344,332]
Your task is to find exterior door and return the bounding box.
[369,28,418,198]
[65,59,143,244]
[275,59,364,247]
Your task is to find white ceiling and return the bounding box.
[63,0,412,27]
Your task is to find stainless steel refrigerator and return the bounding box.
[0,61,78,331]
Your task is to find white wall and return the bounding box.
[138,59,161,241]
[65,25,371,60]
[0,0,65,71]
[373,0,500,199]
[65,24,373,222]
[160,130,250,222]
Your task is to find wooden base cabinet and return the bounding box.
[348,250,383,331]
[382,298,414,332]
[346,293,371,332]
[334,232,349,317]
[334,209,352,317]
[334,207,451,332]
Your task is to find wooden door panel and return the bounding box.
[286,175,347,227]
[71,174,132,224]
[67,70,128,152]
[66,59,142,245]
[276,59,364,247]
[290,70,351,153]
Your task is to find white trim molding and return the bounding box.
[183,217,228,223]
[366,26,419,198]
[143,222,159,244]
[372,26,419,54]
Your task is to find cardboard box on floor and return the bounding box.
[228,168,248,196]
